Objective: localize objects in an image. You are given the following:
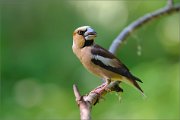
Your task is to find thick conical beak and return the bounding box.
[84,27,97,40]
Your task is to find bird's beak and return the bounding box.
[84,27,97,40]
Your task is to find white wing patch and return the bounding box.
[93,55,116,67]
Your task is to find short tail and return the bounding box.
[131,79,143,93]
[130,79,146,97]
[126,73,145,95]
[129,73,143,83]
[122,76,145,96]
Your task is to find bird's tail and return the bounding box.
[123,77,145,97]
[131,79,144,95]
[132,80,147,97]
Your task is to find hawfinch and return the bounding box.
[72,26,144,95]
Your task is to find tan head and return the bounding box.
[73,26,97,48]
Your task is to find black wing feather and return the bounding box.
[91,44,143,83]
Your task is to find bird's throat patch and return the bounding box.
[82,40,94,48]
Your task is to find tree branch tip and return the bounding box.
[73,84,81,101]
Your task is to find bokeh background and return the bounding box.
[1,0,180,119]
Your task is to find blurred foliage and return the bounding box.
[1,0,180,119]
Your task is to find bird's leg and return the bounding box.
[91,79,111,94]
[93,81,106,90]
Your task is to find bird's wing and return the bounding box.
[91,44,142,83]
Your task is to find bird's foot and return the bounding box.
[90,82,110,95]
[90,86,105,95]
[91,83,106,93]
[90,87,106,105]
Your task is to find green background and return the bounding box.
[1,0,180,119]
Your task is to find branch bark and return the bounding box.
[167,0,173,7]
[73,1,180,120]
[109,2,180,54]
[73,82,122,120]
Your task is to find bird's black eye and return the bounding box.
[77,30,84,35]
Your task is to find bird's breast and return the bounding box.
[73,46,123,80]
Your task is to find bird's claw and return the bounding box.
[90,88,105,105]
[90,87,105,95]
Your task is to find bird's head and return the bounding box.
[73,26,97,48]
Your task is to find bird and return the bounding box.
[72,26,144,95]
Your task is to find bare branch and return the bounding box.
[73,1,180,120]
[73,82,122,120]
[73,84,91,120]
[167,0,173,8]
[73,84,81,101]
[109,4,180,54]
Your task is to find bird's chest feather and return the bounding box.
[76,48,100,76]
[80,47,93,66]
[73,46,119,79]
[80,47,112,78]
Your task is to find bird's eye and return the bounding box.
[77,30,84,35]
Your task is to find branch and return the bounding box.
[167,0,173,8]
[73,82,122,120]
[109,2,180,54]
[73,1,180,120]
[73,85,91,120]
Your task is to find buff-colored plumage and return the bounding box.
[72,26,144,95]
